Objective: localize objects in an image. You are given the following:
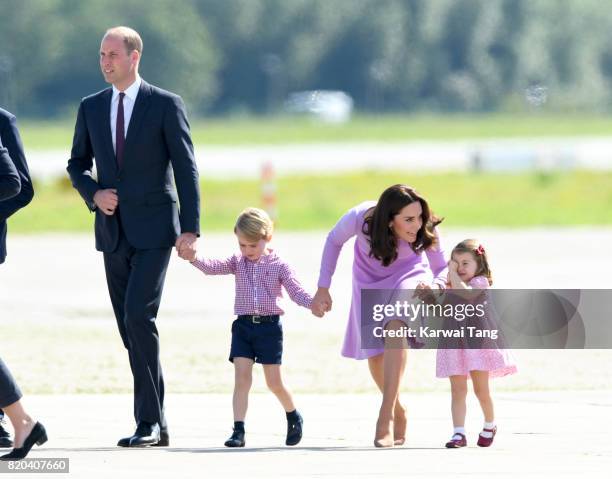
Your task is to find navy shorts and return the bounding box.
[229,316,283,365]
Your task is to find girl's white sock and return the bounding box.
[452,426,466,440]
[481,421,496,438]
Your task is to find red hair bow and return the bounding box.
[475,245,485,255]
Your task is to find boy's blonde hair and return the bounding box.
[234,207,274,241]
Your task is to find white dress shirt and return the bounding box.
[110,75,142,153]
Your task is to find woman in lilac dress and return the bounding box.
[313,184,448,447]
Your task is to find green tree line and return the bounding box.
[1,0,611,117]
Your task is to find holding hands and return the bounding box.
[414,279,446,304]
[414,282,436,304]
[176,233,198,262]
[311,287,332,318]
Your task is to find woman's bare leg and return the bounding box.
[2,400,35,449]
[372,320,408,447]
[368,353,407,445]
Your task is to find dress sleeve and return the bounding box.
[425,226,449,288]
[468,275,490,289]
[317,203,368,288]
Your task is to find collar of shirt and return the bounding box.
[239,248,276,266]
[112,75,142,104]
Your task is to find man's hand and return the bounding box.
[93,189,118,215]
[176,232,198,261]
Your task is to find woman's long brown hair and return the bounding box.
[363,184,443,266]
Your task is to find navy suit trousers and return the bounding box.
[103,216,171,426]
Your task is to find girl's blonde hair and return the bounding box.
[234,207,274,241]
[451,238,493,286]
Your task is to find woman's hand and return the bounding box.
[414,282,437,304]
[312,287,333,316]
[310,304,325,318]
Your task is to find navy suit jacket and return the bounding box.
[0,109,34,264]
[67,80,200,252]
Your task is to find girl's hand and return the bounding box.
[312,287,332,316]
[448,259,458,272]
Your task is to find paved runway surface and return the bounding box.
[1,230,610,477]
[1,391,610,478]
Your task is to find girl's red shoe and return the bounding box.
[445,433,467,448]
[477,426,497,447]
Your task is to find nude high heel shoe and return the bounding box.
[374,417,394,448]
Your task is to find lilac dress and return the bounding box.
[436,276,518,378]
[318,201,449,360]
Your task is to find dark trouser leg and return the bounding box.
[104,237,171,426]
[103,236,132,351]
[0,358,22,410]
[104,237,171,425]
[125,246,171,424]
[104,236,137,422]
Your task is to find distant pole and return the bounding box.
[261,161,277,222]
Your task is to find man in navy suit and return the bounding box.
[67,26,200,447]
[0,108,35,448]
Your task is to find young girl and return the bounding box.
[183,207,322,448]
[437,239,517,448]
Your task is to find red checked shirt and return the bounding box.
[191,249,313,315]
